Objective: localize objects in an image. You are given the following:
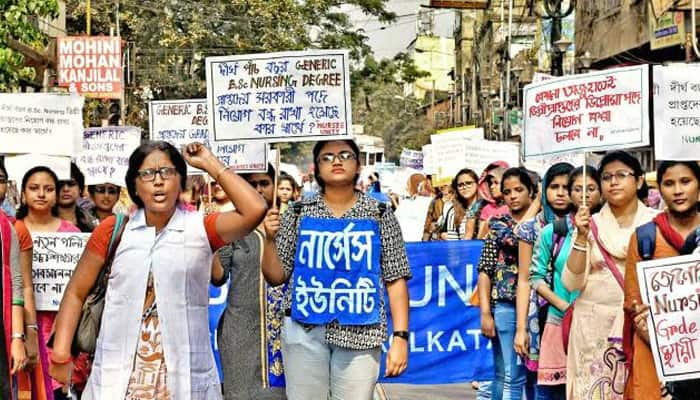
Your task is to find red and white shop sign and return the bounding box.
[58,36,122,99]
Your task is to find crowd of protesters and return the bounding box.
[2,139,700,400]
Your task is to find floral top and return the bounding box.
[477,215,519,304]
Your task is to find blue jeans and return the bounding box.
[536,384,565,400]
[281,318,381,400]
[491,302,527,400]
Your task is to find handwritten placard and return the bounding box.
[149,99,268,173]
[430,139,520,186]
[522,65,650,158]
[292,217,381,325]
[652,64,700,161]
[205,50,352,142]
[76,126,141,187]
[31,232,90,311]
[400,149,424,170]
[637,254,700,382]
[0,93,84,156]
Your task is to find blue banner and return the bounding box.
[292,217,381,325]
[209,279,230,382]
[379,240,494,384]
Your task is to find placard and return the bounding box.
[523,65,650,159]
[637,254,700,382]
[206,50,352,142]
[57,36,122,98]
[76,126,141,187]
[4,154,72,182]
[652,64,700,161]
[149,99,268,173]
[431,139,520,186]
[31,232,90,311]
[0,94,84,156]
[399,148,424,170]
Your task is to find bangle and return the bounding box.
[12,299,24,306]
[213,165,230,181]
[50,355,73,365]
[11,333,25,341]
[25,324,38,331]
[572,243,587,252]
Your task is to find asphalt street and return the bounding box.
[377,383,477,400]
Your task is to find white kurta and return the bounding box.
[83,208,222,400]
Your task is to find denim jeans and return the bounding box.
[491,302,527,400]
[281,317,381,400]
[536,384,565,400]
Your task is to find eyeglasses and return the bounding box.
[59,180,78,188]
[457,181,476,189]
[137,167,178,182]
[601,170,635,183]
[0,176,7,184]
[93,185,120,195]
[248,179,272,188]
[318,151,357,164]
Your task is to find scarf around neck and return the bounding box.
[592,201,658,260]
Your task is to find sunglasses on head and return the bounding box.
[94,185,120,195]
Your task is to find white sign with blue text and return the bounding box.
[205,50,352,142]
[77,126,141,187]
[292,217,381,325]
[149,99,268,173]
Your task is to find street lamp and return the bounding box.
[579,51,594,72]
[537,0,576,76]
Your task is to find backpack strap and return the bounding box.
[553,218,569,238]
[635,221,657,261]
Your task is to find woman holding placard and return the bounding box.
[623,161,700,400]
[261,139,411,400]
[563,151,658,400]
[14,166,83,399]
[49,141,266,399]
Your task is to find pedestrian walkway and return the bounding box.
[376,383,476,400]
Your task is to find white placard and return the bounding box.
[4,154,71,182]
[523,65,650,159]
[652,64,700,161]
[205,49,352,142]
[431,139,520,185]
[76,126,141,187]
[399,148,424,169]
[395,196,433,242]
[422,144,434,175]
[0,93,84,156]
[431,127,484,144]
[637,254,700,382]
[32,232,90,311]
[149,99,268,173]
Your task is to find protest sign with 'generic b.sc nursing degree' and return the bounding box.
[76,126,141,187]
[149,99,268,173]
[205,49,352,142]
[522,65,650,159]
[637,254,700,382]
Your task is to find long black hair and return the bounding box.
[501,167,537,198]
[451,168,479,209]
[16,166,60,220]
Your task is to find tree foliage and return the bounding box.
[0,0,59,90]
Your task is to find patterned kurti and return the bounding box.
[276,192,411,350]
[477,215,520,305]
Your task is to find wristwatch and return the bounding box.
[393,330,409,341]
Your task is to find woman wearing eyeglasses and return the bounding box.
[261,139,411,400]
[439,168,480,241]
[87,184,122,222]
[563,151,658,400]
[50,141,267,400]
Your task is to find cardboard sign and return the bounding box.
[4,154,71,182]
[0,94,84,156]
[637,254,700,382]
[76,126,141,187]
[400,149,424,170]
[523,65,650,159]
[31,233,90,311]
[205,50,352,142]
[57,36,122,98]
[652,64,700,161]
[431,139,520,186]
[149,99,268,173]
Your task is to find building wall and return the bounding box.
[576,0,648,62]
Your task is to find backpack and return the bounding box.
[636,221,658,261]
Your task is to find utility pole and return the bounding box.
[86,0,91,35]
[539,0,576,76]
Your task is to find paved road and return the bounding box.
[377,383,477,400]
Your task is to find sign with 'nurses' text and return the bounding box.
[637,254,700,382]
[205,49,352,142]
[523,65,650,158]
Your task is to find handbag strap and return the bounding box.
[589,218,625,290]
[95,214,129,294]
